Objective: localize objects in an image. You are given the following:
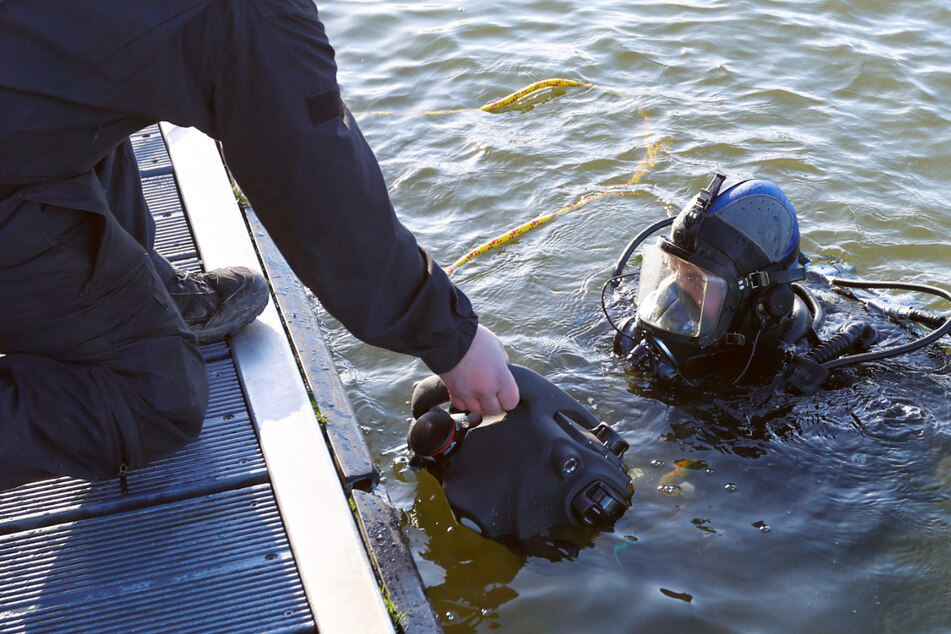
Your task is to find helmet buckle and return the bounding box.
[742,271,772,290]
[724,332,746,346]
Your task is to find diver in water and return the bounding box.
[402,174,950,556]
[605,174,951,393]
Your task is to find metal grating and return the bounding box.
[133,126,201,266]
[130,126,171,172]
[153,212,199,262]
[0,486,312,634]
[141,174,199,264]
[141,173,183,216]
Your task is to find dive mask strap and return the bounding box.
[740,266,807,291]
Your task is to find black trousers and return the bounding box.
[0,140,207,490]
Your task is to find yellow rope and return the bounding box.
[445,135,669,275]
[479,78,593,111]
[445,191,625,275]
[355,77,618,117]
[352,78,667,275]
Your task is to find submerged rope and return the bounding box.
[445,132,669,275]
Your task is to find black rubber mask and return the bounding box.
[407,365,633,556]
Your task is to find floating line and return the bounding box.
[480,78,595,111]
[355,77,621,117]
[445,134,669,275]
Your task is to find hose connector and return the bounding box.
[785,321,877,395]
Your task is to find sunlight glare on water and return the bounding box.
[318,0,951,630]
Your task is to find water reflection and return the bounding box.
[410,474,523,632]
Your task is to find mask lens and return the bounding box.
[636,244,728,337]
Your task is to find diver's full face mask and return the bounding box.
[636,244,731,340]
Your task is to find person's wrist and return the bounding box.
[421,317,478,375]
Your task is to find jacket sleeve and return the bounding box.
[205,2,477,374]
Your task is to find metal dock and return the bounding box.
[0,125,441,633]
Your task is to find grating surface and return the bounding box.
[0,125,315,633]
[0,486,312,634]
[142,172,200,264]
[130,127,171,171]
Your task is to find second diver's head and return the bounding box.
[618,174,809,382]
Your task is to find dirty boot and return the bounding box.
[166,267,269,343]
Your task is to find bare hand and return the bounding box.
[439,325,519,415]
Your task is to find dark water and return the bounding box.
[319,0,951,630]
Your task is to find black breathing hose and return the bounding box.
[792,281,825,334]
[869,300,947,329]
[602,216,675,337]
[610,216,674,283]
[823,277,951,370]
[805,321,875,365]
